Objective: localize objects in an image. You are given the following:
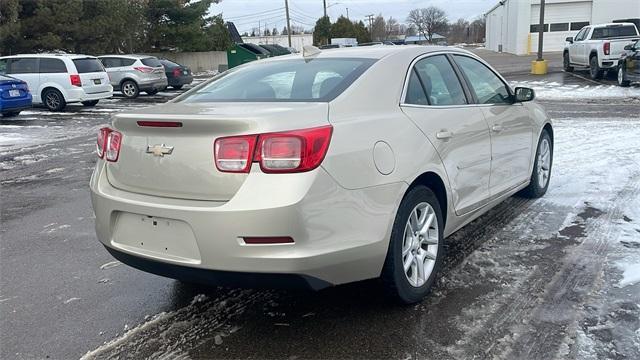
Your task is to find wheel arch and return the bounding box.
[119,77,138,88]
[589,50,598,59]
[542,122,554,144]
[407,171,449,227]
[40,85,66,101]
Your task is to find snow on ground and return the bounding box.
[510,80,640,100]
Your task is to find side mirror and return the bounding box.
[565,37,574,44]
[514,87,535,102]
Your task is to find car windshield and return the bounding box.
[73,58,105,73]
[180,58,376,103]
[591,25,638,39]
[141,57,162,67]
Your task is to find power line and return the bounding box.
[225,7,284,21]
[289,8,317,21]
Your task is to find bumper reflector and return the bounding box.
[243,237,294,244]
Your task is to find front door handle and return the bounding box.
[491,125,504,133]
[436,130,453,140]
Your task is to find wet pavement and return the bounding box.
[1,71,640,360]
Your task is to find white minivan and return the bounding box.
[0,54,113,111]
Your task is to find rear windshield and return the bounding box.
[591,25,638,39]
[141,57,162,67]
[73,58,104,73]
[160,59,180,67]
[180,58,376,102]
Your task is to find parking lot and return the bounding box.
[1,54,640,360]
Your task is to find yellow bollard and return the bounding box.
[531,60,548,75]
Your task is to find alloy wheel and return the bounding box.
[402,202,439,287]
[537,137,551,188]
[46,92,60,109]
[618,67,624,85]
[123,83,136,97]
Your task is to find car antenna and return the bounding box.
[302,45,321,61]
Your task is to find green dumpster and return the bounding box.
[227,43,270,69]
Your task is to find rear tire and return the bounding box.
[520,130,553,198]
[1,111,20,117]
[563,52,574,72]
[382,186,444,304]
[42,88,66,111]
[589,56,603,80]
[121,80,139,98]
[82,100,99,107]
[172,85,183,90]
[618,64,631,87]
[146,89,159,95]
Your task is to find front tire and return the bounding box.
[618,64,631,87]
[520,130,553,198]
[563,52,574,72]
[43,88,66,111]
[121,80,139,98]
[382,186,444,304]
[589,56,603,80]
[82,100,99,107]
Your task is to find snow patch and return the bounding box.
[100,261,121,270]
[510,80,640,100]
[616,262,640,288]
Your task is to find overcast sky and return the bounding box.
[210,0,496,34]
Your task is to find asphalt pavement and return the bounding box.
[1,64,640,360]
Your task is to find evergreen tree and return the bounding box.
[330,16,354,38]
[313,16,331,46]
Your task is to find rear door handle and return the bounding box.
[436,130,453,140]
[491,125,504,133]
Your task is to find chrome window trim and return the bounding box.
[399,50,516,109]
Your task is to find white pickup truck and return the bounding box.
[563,23,640,80]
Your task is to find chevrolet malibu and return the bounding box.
[90,46,553,304]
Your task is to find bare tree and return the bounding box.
[386,16,400,37]
[448,18,470,44]
[371,14,386,41]
[406,6,448,43]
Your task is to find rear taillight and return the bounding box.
[96,127,122,162]
[213,125,333,174]
[134,66,153,73]
[173,68,181,77]
[96,127,111,158]
[70,74,81,87]
[604,42,610,55]
[214,135,258,173]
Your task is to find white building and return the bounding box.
[240,34,313,52]
[485,0,640,55]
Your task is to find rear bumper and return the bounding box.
[168,75,193,87]
[0,96,32,112]
[90,161,404,286]
[65,87,113,103]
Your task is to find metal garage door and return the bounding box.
[530,1,592,52]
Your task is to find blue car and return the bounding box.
[0,74,32,117]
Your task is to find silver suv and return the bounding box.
[98,55,168,98]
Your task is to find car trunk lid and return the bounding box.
[72,58,111,94]
[106,101,329,201]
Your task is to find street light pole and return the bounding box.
[285,0,292,47]
[537,0,545,61]
[323,0,327,18]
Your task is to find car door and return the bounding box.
[38,57,68,98]
[573,27,590,65]
[7,57,41,103]
[452,54,533,198]
[100,57,122,86]
[400,54,492,215]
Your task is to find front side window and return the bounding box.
[39,58,67,73]
[413,55,467,106]
[454,55,512,105]
[8,58,38,74]
[575,28,590,41]
[0,59,7,74]
[181,58,375,103]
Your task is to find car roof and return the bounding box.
[263,45,471,62]
[97,54,156,59]
[0,53,98,59]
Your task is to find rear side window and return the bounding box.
[454,55,512,105]
[405,70,429,105]
[101,58,121,68]
[141,57,162,67]
[181,58,376,102]
[0,59,7,74]
[592,25,638,39]
[8,58,38,74]
[39,58,67,73]
[121,58,136,66]
[73,58,104,73]
[412,55,467,106]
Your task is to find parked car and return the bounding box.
[618,39,640,86]
[0,54,112,111]
[90,46,553,304]
[98,55,168,98]
[564,23,640,80]
[158,59,193,90]
[0,74,32,117]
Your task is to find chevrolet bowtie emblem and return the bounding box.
[146,144,174,157]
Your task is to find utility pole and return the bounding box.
[323,0,327,18]
[366,14,374,38]
[285,0,292,47]
[537,0,545,61]
[346,8,349,20]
